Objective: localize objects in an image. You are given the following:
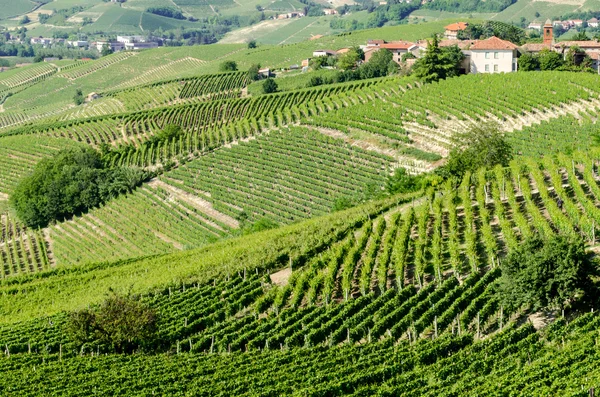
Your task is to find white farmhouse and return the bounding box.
[312,50,336,57]
[468,36,518,74]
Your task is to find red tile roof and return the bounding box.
[553,40,600,49]
[470,36,518,50]
[520,43,552,52]
[445,22,468,31]
[380,41,415,50]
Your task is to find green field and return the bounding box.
[0,0,37,20]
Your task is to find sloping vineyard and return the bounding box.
[0,213,51,278]
[106,57,207,91]
[44,127,393,266]
[303,72,600,166]
[0,135,83,197]
[5,77,405,151]
[48,182,235,266]
[105,71,249,112]
[0,63,57,90]
[161,127,393,224]
[0,261,598,395]
[508,112,600,158]
[58,52,137,80]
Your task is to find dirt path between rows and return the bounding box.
[149,179,240,229]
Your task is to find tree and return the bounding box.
[336,47,363,70]
[262,78,277,94]
[500,234,596,311]
[247,39,257,49]
[11,148,146,228]
[101,44,113,57]
[518,52,539,71]
[307,75,323,87]
[219,60,238,72]
[68,290,158,353]
[413,35,465,83]
[538,48,563,70]
[310,56,329,70]
[439,122,512,179]
[247,63,260,81]
[73,89,84,105]
[19,15,30,25]
[572,30,590,41]
[358,48,393,79]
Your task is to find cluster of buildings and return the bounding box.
[275,8,336,20]
[28,35,159,53]
[93,36,159,52]
[528,19,600,31]
[309,21,600,75]
[30,37,89,48]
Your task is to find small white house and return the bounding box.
[468,36,518,74]
[312,50,336,57]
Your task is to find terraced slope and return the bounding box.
[45,127,392,266]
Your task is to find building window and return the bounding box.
[494,52,499,59]
[494,64,499,72]
[485,64,490,72]
[485,52,490,59]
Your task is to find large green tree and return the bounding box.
[500,234,596,311]
[413,35,465,83]
[11,148,146,228]
[439,122,512,179]
[358,48,393,79]
[538,49,563,71]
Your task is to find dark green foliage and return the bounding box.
[307,75,324,87]
[439,122,512,179]
[424,0,516,13]
[337,47,363,70]
[11,148,147,228]
[68,290,158,353]
[571,30,590,41]
[73,89,84,105]
[385,168,433,195]
[101,44,113,57]
[331,196,355,212]
[243,217,279,234]
[518,53,539,71]
[413,35,465,83]
[500,234,596,310]
[538,49,564,71]
[458,21,525,44]
[262,78,278,94]
[146,124,183,146]
[146,7,185,20]
[247,40,257,49]
[219,60,238,72]
[247,64,260,81]
[358,48,393,79]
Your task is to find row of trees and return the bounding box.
[519,47,593,72]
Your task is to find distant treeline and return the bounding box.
[146,7,186,20]
[423,0,517,13]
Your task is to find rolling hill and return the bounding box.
[0,18,600,396]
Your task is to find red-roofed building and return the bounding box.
[469,36,519,73]
[444,22,469,40]
[364,40,419,63]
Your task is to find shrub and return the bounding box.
[500,234,596,311]
[262,78,278,94]
[68,290,158,353]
